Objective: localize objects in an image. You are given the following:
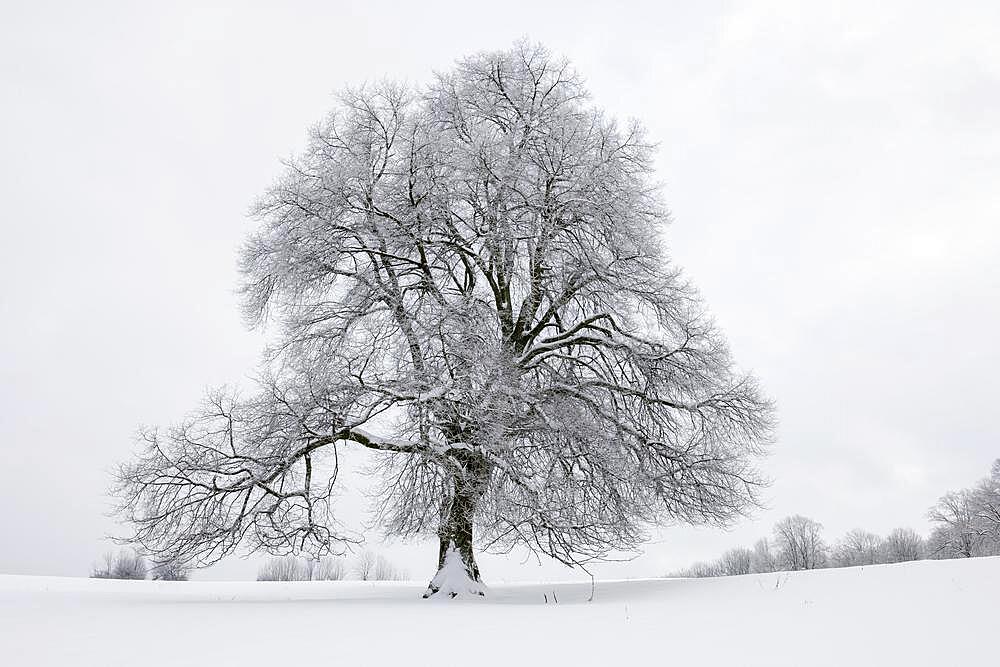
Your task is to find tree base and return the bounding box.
[422,544,487,599]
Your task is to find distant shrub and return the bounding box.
[750,538,778,573]
[880,528,925,563]
[91,550,147,580]
[830,529,883,568]
[675,561,723,578]
[353,551,407,581]
[257,556,349,581]
[311,557,346,581]
[717,547,754,576]
[258,557,307,581]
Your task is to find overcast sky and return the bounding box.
[2,0,998,582]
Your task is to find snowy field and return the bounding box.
[1,557,997,666]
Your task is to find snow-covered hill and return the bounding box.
[2,557,997,666]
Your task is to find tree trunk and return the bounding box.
[423,453,489,598]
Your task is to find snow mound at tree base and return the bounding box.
[423,546,487,599]
[1,556,998,666]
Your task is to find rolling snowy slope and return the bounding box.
[1,557,997,666]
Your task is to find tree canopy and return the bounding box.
[115,42,774,597]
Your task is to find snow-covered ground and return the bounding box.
[2,557,997,666]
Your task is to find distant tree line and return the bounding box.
[675,459,1000,577]
[90,550,188,580]
[256,551,407,582]
[89,548,407,582]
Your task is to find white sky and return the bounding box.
[1,0,998,582]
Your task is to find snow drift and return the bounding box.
[1,557,996,666]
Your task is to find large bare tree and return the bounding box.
[114,42,774,597]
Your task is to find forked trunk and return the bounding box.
[423,453,489,598]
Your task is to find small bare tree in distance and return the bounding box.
[91,552,115,579]
[880,527,925,563]
[91,550,147,580]
[312,557,347,581]
[674,561,722,578]
[353,551,406,581]
[373,555,407,581]
[257,557,304,582]
[353,551,378,582]
[717,547,754,576]
[750,537,778,573]
[831,529,883,568]
[773,515,827,570]
[258,556,348,581]
[112,41,774,598]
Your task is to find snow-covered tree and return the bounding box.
[680,561,724,578]
[750,537,778,573]
[257,557,306,581]
[830,529,883,568]
[91,550,147,580]
[879,527,925,563]
[969,463,1000,551]
[312,556,347,581]
[353,551,406,581]
[717,547,754,576]
[113,41,773,598]
[772,515,827,570]
[927,490,984,558]
[257,556,348,581]
[927,461,1000,559]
